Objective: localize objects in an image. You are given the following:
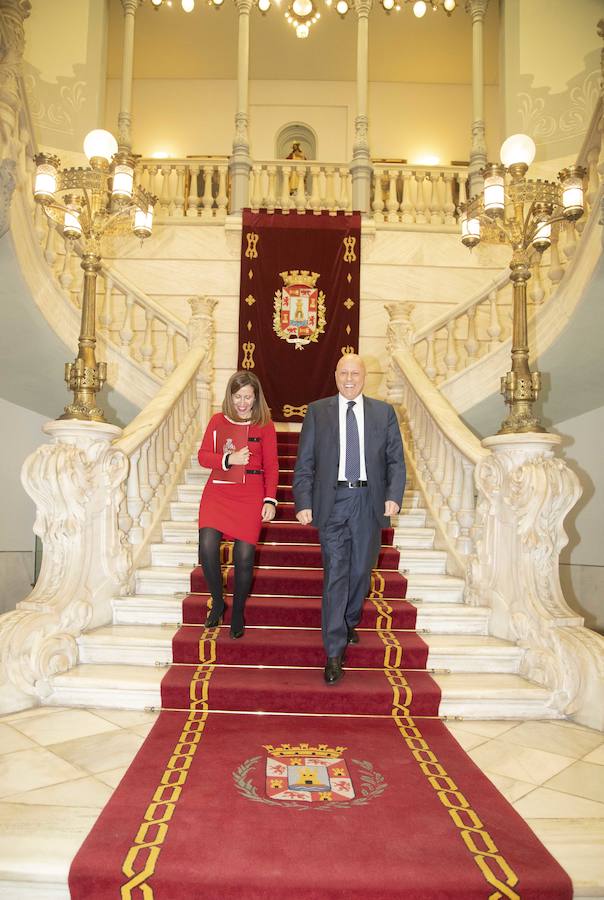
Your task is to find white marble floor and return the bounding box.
[0,708,602,899]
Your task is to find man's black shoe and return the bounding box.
[347,627,359,644]
[324,657,343,685]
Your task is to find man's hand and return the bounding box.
[384,500,400,517]
[296,509,313,525]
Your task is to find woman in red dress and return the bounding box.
[197,372,278,638]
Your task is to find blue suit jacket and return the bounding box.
[292,394,406,529]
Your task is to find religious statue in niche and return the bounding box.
[286,141,307,195]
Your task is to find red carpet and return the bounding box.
[69,430,572,899]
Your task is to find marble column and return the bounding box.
[466,0,489,197]
[117,0,141,151]
[229,0,253,213]
[350,0,373,214]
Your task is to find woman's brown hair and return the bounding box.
[222,371,271,426]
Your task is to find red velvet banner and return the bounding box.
[238,210,361,422]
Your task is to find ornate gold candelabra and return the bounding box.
[33,129,157,422]
[460,134,586,434]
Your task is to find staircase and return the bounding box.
[48,431,557,721]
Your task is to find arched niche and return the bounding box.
[275,123,317,161]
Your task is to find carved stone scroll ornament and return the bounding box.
[466,434,604,729]
[0,421,130,714]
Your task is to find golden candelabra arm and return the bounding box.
[460,133,587,435]
[33,132,157,422]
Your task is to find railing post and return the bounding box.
[188,295,218,426]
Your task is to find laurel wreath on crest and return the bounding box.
[233,756,387,810]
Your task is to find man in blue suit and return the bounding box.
[293,354,406,684]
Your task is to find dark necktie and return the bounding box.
[345,400,361,482]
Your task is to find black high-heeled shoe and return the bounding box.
[230,624,245,639]
[204,605,225,628]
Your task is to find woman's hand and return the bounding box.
[229,446,250,466]
[261,502,276,522]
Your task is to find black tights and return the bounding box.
[198,527,255,629]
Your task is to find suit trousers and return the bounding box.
[318,485,382,658]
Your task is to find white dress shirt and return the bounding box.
[337,393,367,481]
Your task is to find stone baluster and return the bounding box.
[147,166,160,205]
[173,165,186,218]
[585,146,600,210]
[562,220,577,261]
[200,165,214,219]
[371,170,386,222]
[340,168,351,212]
[415,174,427,224]
[457,174,468,217]
[429,173,442,225]
[309,166,321,213]
[250,166,262,209]
[424,333,437,382]
[465,304,478,363]
[140,308,154,371]
[138,439,153,531]
[487,286,502,350]
[98,274,112,329]
[280,166,292,212]
[444,319,459,375]
[159,165,173,216]
[146,432,160,515]
[187,164,200,217]
[265,165,277,210]
[447,450,462,541]
[59,240,74,290]
[530,261,545,304]
[440,441,455,529]
[431,431,446,511]
[443,172,456,225]
[456,458,476,556]
[547,225,565,286]
[324,167,336,213]
[44,219,57,265]
[386,170,399,223]
[125,448,144,544]
[33,203,45,242]
[216,165,228,218]
[120,293,135,350]
[164,323,176,376]
[401,172,414,224]
[295,167,307,213]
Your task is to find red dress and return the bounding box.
[197,414,279,545]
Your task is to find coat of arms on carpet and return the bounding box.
[264,742,354,803]
[233,743,387,810]
[273,270,326,350]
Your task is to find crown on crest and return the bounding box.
[263,742,346,758]
[279,270,320,288]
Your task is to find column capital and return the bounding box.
[235,0,254,13]
[354,0,373,18]
[120,0,141,13]
[464,0,488,23]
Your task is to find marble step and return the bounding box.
[47,663,557,719]
[160,522,436,550]
[135,565,458,599]
[112,594,484,633]
[175,482,423,509]
[149,541,446,570]
[405,573,465,604]
[77,625,520,672]
[169,501,428,529]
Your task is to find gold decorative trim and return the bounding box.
[245,232,259,259]
[244,294,256,306]
[120,666,215,897]
[344,298,354,309]
[343,236,357,262]
[241,342,255,369]
[283,404,308,418]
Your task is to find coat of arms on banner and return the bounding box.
[273,270,326,350]
[264,742,354,803]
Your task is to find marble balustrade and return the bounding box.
[138,159,230,221]
[372,164,468,228]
